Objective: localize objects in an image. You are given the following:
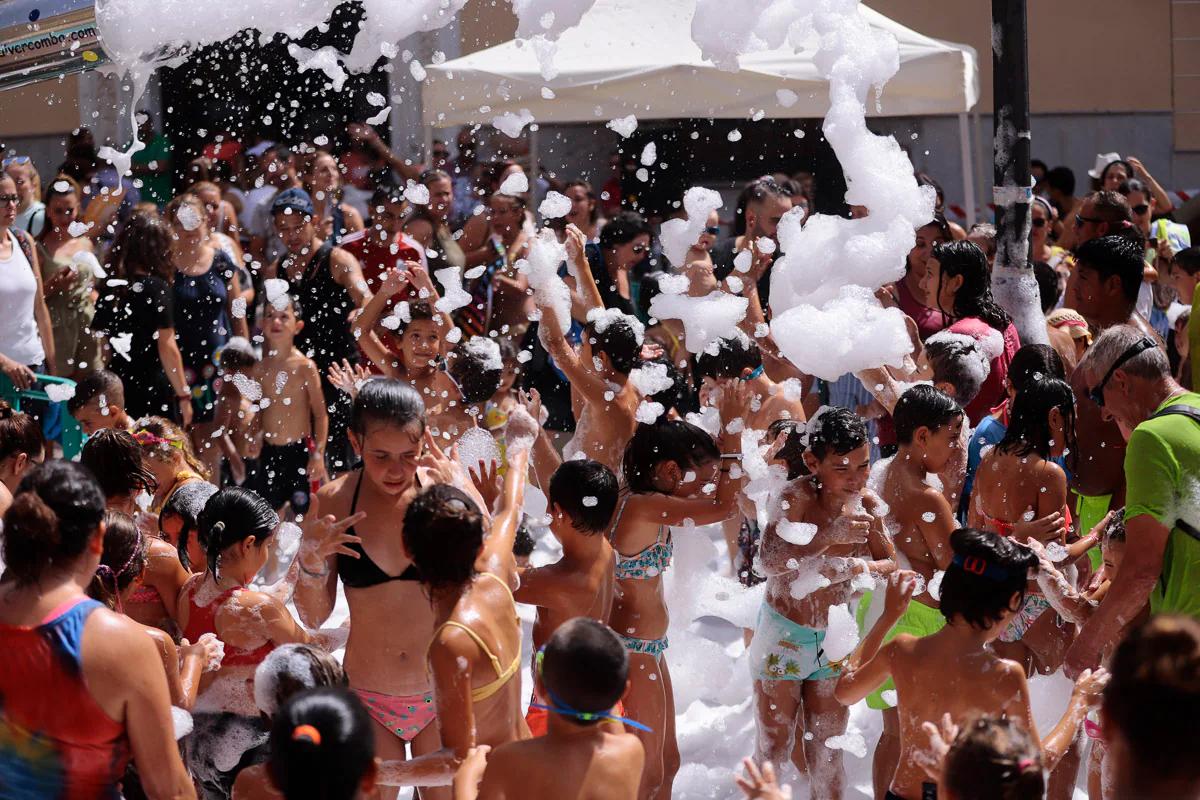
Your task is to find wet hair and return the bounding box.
[1104,615,1200,787]
[1032,261,1059,313]
[541,618,630,722]
[67,369,125,415]
[1045,166,1075,196]
[164,193,208,234]
[917,173,946,207]
[942,717,1044,800]
[87,510,148,610]
[199,487,279,579]
[939,528,1038,630]
[79,428,157,499]
[548,459,619,535]
[694,334,762,380]
[893,384,962,445]
[598,211,650,251]
[106,212,175,284]
[622,419,720,495]
[418,168,451,187]
[583,316,641,376]
[218,338,259,372]
[254,643,348,718]
[2,461,105,585]
[931,240,1012,333]
[767,419,807,480]
[513,519,535,559]
[448,339,504,404]
[0,401,45,463]
[798,408,869,476]
[563,179,598,224]
[1173,246,1200,278]
[349,378,426,439]
[917,210,952,243]
[733,178,789,236]
[644,356,690,414]
[967,222,998,260]
[132,416,210,480]
[1008,344,1065,391]
[1074,235,1147,306]
[923,332,990,406]
[269,688,376,800]
[368,182,407,212]
[1082,191,1133,226]
[997,376,1076,468]
[163,480,219,571]
[402,484,485,594]
[259,292,303,322]
[1102,507,1127,546]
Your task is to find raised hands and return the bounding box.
[468,458,502,512]
[328,359,372,398]
[298,511,368,577]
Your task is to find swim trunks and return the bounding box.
[749,604,842,682]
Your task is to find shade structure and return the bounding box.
[421,0,979,128]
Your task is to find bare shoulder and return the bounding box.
[84,606,162,657]
[861,489,887,515]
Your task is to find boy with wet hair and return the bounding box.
[68,369,131,434]
[250,293,328,517]
[921,332,992,409]
[515,458,621,737]
[453,617,645,800]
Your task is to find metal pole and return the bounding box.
[991,0,1046,344]
[973,110,986,218]
[529,125,541,223]
[958,113,977,228]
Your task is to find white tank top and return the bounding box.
[0,229,46,367]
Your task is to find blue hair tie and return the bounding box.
[530,687,654,734]
[740,365,765,382]
[951,553,1015,582]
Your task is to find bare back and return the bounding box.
[565,381,639,474]
[477,728,645,800]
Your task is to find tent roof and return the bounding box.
[422,0,979,128]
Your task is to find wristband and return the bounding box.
[299,559,330,579]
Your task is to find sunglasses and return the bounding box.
[132,430,186,451]
[704,226,721,236]
[432,151,449,158]
[630,244,647,254]
[1090,337,1157,408]
[1131,204,1150,216]
[1075,214,1105,226]
[2,156,29,167]
[1031,218,1047,228]
[0,194,19,206]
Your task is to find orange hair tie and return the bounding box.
[292,724,322,745]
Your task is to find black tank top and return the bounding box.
[280,240,358,372]
[336,470,420,588]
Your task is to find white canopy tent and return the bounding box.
[422,0,982,222]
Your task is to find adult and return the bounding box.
[1120,177,1190,334]
[0,170,56,391]
[404,169,467,275]
[303,150,365,247]
[4,156,44,236]
[1098,156,1174,215]
[457,161,528,270]
[1046,166,1080,251]
[917,173,967,240]
[166,193,247,478]
[1072,190,1136,251]
[248,144,301,266]
[712,178,793,304]
[1101,616,1200,800]
[263,187,369,473]
[92,213,193,424]
[189,180,245,265]
[893,213,953,341]
[0,460,195,798]
[1097,158,1132,193]
[1066,326,1200,679]
[571,211,650,319]
[1031,196,1070,309]
[129,112,173,208]
[562,179,603,242]
[921,240,1021,424]
[35,174,101,378]
[346,122,424,186]
[479,191,531,338]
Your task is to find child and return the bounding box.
[133,415,211,510]
[834,531,1110,800]
[513,459,620,737]
[482,338,522,472]
[251,294,329,517]
[435,336,506,441]
[67,368,132,434]
[268,688,381,800]
[87,509,223,711]
[214,337,262,487]
[695,332,807,431]
[161,479,219,573]
[752,408,896,798]
[452,618,646,800]
[928,716,1045,800]
[180,487,315,798]
[231,644,349,800]
[610,415,743,799]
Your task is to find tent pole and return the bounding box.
[973,110,986,218]
[958,113,976,228]
[423,126,434,168]
[529,125,542,222]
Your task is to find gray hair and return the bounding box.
[1077,324,1168,387]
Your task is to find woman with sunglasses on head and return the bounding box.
[0,169,56,392]
[4,156,44,236]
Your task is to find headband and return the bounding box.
[951,553,1019,582]
[132,430,184,451]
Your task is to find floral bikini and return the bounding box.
[608,494,673,658]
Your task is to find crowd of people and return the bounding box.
[0,121,1198,800]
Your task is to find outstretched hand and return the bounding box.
[917,713,960,785]
[734,758,791,800]
[468,459,502,512]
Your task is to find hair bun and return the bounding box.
[0,400,13,420]
[291,724,322,745]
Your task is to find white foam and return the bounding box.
[493,109,536,138]
[606,115,638,138]
[498,171,529,196]
[538,190,572,219]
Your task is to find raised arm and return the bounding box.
[477,408,535,587]
[834,571,917,705]
[565,224,604,314]
[536,301,615,403]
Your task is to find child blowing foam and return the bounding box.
[834,530,1110,800]
[752,408,896,799]
[251,293,328,517]
[513,458,621,737]
[453,618,646,800]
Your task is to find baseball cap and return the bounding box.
[271,187,315,218]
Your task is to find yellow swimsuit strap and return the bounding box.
[426,573,522,702]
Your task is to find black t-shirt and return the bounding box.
[92,274,176,417]
[585,243,636,317]
[711,236,773,308]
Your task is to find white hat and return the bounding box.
[1088,152,1121,179]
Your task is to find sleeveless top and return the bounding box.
[174,249,235,379]
[0,597,131,798]
[0,228,46,366]
[608,494,673,581]
[181,576,275,668]
[336,470,421,588]
[425,573,521,702]
[278,241,357,372]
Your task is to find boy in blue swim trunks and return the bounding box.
[751,408,896,799]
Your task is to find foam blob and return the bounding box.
[516,229,572,334]
[606,115,638,138]
[493,108,536,138]
[498,171,529,196]
[538,190,572,219]
[824,603,860,661]
[649,292,748,355]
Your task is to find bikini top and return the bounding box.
[981,504,1073,539]
[336,470,421,589]
[426,572,522,703]
[608,494,673,581]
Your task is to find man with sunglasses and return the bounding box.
[712,178,792,306]
[1065,325,1200,679]
[1119,176,1190,337]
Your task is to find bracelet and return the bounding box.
[299,559,330,579]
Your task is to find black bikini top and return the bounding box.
[336,471,421,588]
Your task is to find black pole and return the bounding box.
[991,0,1046,344]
